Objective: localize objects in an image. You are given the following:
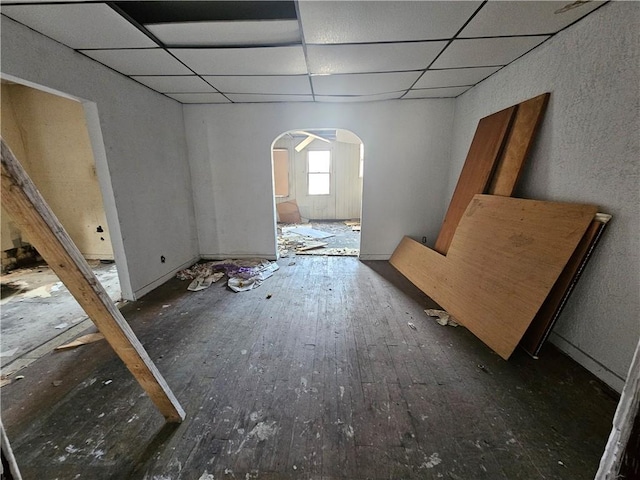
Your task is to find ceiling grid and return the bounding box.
[0,0,606,104]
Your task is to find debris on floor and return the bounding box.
[297,247,359,256]
[177,259,279,293]
[0,375,12,388]
[187,272,225,292]
[344,220,361,231]
[282,226,335,239]
[276,200,302,224]
[424,309,459,327]
[55,333,105,351]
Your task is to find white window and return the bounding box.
[308,150,330,195]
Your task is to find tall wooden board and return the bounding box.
[434,106,516,254]
[391,195,597,359]
[520,216,609,356]
[0,138,185,423]
[488,93,550,196]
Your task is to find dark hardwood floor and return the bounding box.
[2,257,618,479]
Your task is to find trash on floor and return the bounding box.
[424,309,459,327]
[55,333,105,351]
[276,200,302,224]
[282,226,335,239]
[178,259,279,293]
[187,272,225,292]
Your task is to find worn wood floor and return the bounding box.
[2,257,618,479]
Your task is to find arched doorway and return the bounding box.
[271,129,364,258]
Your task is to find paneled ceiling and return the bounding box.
[0,0,605,104]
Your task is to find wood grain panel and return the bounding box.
[434,106,516,254]
[0,138,185,423]
[520,217,609,357]
[488,93,550,196]
[391,195,597,359]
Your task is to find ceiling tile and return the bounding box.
[460,1,604,38]
[131,76,216,93]
[1,4,156,49]
[146,20,300,46]
[81,49,192,75]
[414,66,501,89]
[312,71,420,96]
[315,92,404,103]
[404,86,471,99]
[225,93,313,103]
[431,36,549,69]
[203,75,311,95]
[306,42,447,75]
[165,93,230,104]
[299,1,482,43]
[169,46,307,75]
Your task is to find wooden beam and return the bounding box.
[391,195,597,359]
[0,138,185,423]
[434,105,516,254]
[596,335,640,479]
[488,93,550,196]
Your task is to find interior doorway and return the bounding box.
[0,80,121,377]
[271,129,364,258]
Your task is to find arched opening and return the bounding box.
[271,129,364,258]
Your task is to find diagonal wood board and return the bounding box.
[1,138,185,423]
[391,195,597,359]
[434,105,516,254]
[488,93,550,196]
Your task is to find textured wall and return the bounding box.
[1,16,199,299]
[184,100,455,260]
[449,2,639,390]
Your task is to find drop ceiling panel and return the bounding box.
[404,86,471,99]
[414,66,501,89]
[225,93,313,103]
[203,75,311,95]
[1,3,156,49]
[131,76,216,93]
[316,92,404,103]
[299,1,482,43]
[312,71,420,96]
[146,20,300,46]
[166,93,231,104]
[169,46,307,75]
[306,41,447,75]
[432,36,549,69]
[460,1,604,37]
[81,49,192,75]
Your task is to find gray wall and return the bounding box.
[449,2,639,391]
[183,100,455,260]
[1,16,199,299]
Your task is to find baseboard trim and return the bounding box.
[132,256,199,300]
[549,332,626,393]
[200,253,278,261]
[358,254,391,261]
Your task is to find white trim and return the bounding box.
[200,253,278,261]
[549,332,626,392]
[360,254,391,261]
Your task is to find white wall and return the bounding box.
[1,16,199,299]
[449,2,639,391]
[184,100,454,260]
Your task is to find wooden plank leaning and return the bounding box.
[0,138,185,423]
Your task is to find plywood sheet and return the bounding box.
[276,200,302,224]
[520,217,608,356]
[391,195,597,359]
[434,106,516,254]
[488,93,550,196]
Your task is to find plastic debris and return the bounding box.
[408,322,417,330]
[424,309,459,327]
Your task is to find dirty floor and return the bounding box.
[278,220,360,257]
[1,260,121,371]
[1,257,617,479]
